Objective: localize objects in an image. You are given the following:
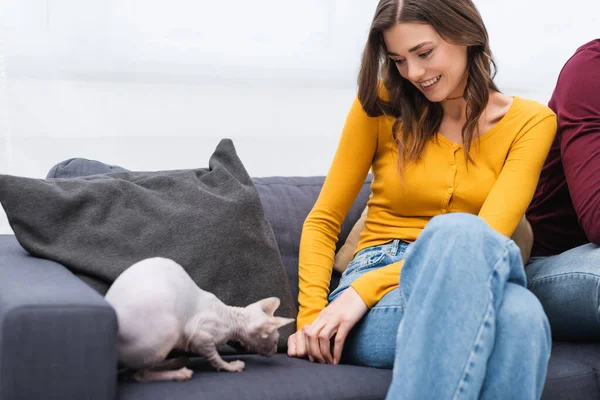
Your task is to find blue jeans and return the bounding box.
[328,213,551,400]
[329,239,409,368]
[526,243,600,340]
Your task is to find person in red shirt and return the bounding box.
[526,39,600,340]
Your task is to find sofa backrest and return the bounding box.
[47,158,373,309]
[253,176,372,308]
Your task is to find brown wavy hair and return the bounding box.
[358,0,499,168]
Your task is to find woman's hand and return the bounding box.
[287,328,308,359]
[288,287,368,365]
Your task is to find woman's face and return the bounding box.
[383,23,468,102]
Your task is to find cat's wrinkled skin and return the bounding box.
[105,257,294,382]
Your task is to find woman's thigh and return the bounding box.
[526,243,600,340]
[341,287,404,369]
[328,239,408,369]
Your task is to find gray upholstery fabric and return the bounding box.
[2,156,598,399]
[252,176,372,308]
[0,139,296,349]
[118,354,393,400]
[45,157,373,311]
[47,158,128,178]
[117,344,600,400]
[3,235,600,400]
[0,235,117,400]
[542,342,600,400]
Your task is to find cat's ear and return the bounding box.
[259,316,295,338]
[273,316,295,329]
[257,297,280,316]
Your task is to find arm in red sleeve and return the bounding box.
[555,44,600,244]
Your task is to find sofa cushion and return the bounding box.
[47,158,128,178]
[333,206,368,274]
[542,342,600,400]
[0,235,118,400]
[252,176,372,308]
[0,139,296,350]
[116,342,600,400]
[118,354,393,400]
[45,159,373,310]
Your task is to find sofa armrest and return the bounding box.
[0,235,117,400]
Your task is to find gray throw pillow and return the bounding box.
[0,139,296,349]
[47,157,128,178]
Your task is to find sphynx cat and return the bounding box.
[105,257,294,382]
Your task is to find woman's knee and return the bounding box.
[426,212,487,234]
[421,213,507,250]
[403,213,519,288]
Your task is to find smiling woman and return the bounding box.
[384,31,467,100]
[359,0,500,168]
[288,0,558,399]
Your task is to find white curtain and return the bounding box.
[0,0,598,234]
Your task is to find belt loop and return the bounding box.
[388,239,400,255]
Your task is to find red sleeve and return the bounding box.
[555,46,600,244]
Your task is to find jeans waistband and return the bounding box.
[357,239,406,257]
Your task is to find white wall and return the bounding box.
[0,0,598,234]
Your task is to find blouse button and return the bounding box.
[447,187,454,194]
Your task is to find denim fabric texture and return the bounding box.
[328,239,409,369]
[526,243,600,341]
[329,213,552,400]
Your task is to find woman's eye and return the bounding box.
[419,50,433,58]
[394,59,405,65]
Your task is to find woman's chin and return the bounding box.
[422,92,447,103]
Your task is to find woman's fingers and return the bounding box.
[288,330,308,358]
[300,289,370,364]
[304,325,326,364]
[318,324,337,364]
[291,321,346,365]
[333,323,351,365]
[287,333,297,357]
[304,318,338,364]
[295,329,307,357]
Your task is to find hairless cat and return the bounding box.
[105,257,294,382]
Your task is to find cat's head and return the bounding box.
[241,297,294,357]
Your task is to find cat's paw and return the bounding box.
[133,367,194,382]
[227,360,245,372]
[175,367,194,381]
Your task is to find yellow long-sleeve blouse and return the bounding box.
[297,94,557,330]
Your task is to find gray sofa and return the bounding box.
[1,161,599,399]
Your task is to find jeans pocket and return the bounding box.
[330,250,388,303]
[345,249,387,278]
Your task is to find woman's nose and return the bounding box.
[406,61,425,82]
